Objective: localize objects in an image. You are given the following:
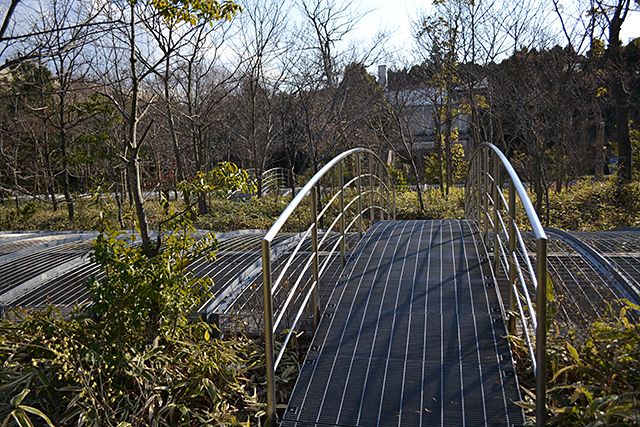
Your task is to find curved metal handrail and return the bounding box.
[261,147,395,426]
[264,148,391,242]
[465,142,548,426]
[472,144,545,239]
[261,167,288,195]
[244,167,289,197]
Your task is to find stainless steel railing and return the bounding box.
[246,167,289,197]
[465,142,548,426]
[261,148,395,425]
[261,167,288,195]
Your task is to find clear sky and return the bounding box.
[352,0,640,54]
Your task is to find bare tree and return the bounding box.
[372,77,429,211]
[144,16,197,204]
[288,0,387,177]
[93,0,240,258]
[229,0,293,196]
[174,20,241,213]
[299,0,368,88]
[0,0,110,71]
[32,0,103,220]
[0,60,54,206]
[592,0,639,183]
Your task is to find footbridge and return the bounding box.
[2,145,640,426]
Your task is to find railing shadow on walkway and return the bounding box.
[466,142,548,426]
[259,143,549,426]
[260,148,395,425]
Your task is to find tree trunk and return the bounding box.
[127,155,153,255]
[410,154,426,213]
[444,112,453,194]
[49,182,57,212]
[115,181,124,229]
[127,2,153,256]
[613,78,632,182]
[595,118,605,180]
[608,0,632,183]
[164,55,190,206]
[42,105,57,212]
[61,132,74,221]
[192,127,208,215]
[435,124,445,197]
[57,89,75,221]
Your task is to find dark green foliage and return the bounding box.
[9,61,54,97]
[0,308,264,426]
[513,302,640,426]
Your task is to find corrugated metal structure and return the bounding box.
[0,230,351,333]
[3,226,640,426]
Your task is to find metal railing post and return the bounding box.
[357,153,363,239]
[256,148,395,424]
[338,160,346,268]
[465,166,470,219]
[493,154,500,276]
[508,182,517,335]
[370,154,374,224]
[379,163,384,221]
[536,237,548,427]
[261,240,277,427]
[472,159,477,218]
[469,156,477,219]
[483,149,489,241]
[466,143,548,426]
[391,171,396,220]
[311,186,320,327]
[476,155,481,226]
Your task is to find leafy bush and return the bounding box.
[424,143,468,185]
[1,185,468,234]
[0,308,265,426]
[547,178,640,230]
[513,302,640,426]
[195,196,308,232]
[394,186,465,220]
[0,197,181,232]
[87,227,216,348]
[179,162,256,205]
[0,192,307,426]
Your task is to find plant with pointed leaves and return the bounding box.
[88,201,217,349]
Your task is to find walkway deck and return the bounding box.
[282,220,524,427]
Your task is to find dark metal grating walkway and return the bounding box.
[282,220,524,427]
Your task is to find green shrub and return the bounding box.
[513,302,640,426]
[394,186,465,220]
[547,178,640,230]
[0,197,178,232]
[424,143,468,185]
[0,308,265,426]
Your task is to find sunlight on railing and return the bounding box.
[465,142,548,426]
[261,148,395,425]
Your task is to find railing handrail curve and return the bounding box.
[465,142,548,427]
[261,147,394,426]
[264,147,384,243]
[471,142,547,241]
